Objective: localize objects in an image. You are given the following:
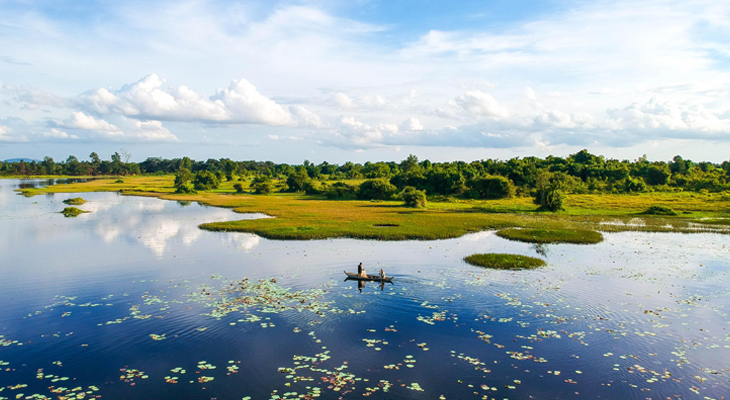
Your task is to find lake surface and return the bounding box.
[1,178,729,400]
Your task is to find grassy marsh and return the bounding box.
[496,228,604,244]
[63,197,87,205]
[17,176,730,240]
[464,253,547,270]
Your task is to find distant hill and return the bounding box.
[4,158,41,163]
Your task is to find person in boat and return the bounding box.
[379,269,385,279]
[358,262,367,278]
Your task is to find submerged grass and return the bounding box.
[63,197,86,205]
[17,176,730,240]
[464,253,546,270]
[496,228,604,244]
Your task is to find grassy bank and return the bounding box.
[496,228,604,244]
[16,176,730,240]
[464,253,546,270]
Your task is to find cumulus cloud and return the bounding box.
[42,128,78,139]
[605,98,730,137]
[123,118,177,141]
[73,74,321,127]
[454,91,509,119]
[400,117,424,132]
[327,116,399,148]
[60,112,122,136]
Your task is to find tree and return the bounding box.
[174,168,193,188]
[193,170,220,191]
[251,176,274,194]
[469,175,515,199]
[41,156,55,175]
[285,170,311,192]
[399,186,427,208]
[647,165,670,185]
[541,187,565,212]
[356,179,397,200]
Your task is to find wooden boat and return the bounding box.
[344,271,393,282]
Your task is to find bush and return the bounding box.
[641,205,678,215]
[325,182,356,199]
[114,179,124,184]
[285,171,311,193]
[175,183,197,194]
[469,175,515,199]
[174,167,193,188]
[534,186,565,212]
[251,176,274,194]
[543,189,565,211]
[625,177,647,193]
[193,170,220,191]
[233,183,245,193]
[399,186,427,208]
[356,179,397,200]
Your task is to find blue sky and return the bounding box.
[1,0,729,163]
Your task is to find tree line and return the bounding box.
[3,149,730,209]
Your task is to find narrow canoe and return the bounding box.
[344,271,393,282]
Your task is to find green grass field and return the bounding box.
[16,175,730,240]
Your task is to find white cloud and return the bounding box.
[605,98,730,137]
[42,128,78,139]
[60,111,122,136]
[400,117,424,132]
[0,125,10,141]
[453,90,509,119]
[73,74,322,128]
[329,116,399,147]
[123,118,177,141]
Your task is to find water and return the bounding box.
[1,178,729,399]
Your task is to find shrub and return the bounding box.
[233,183,245,193]
[625,177,647,193]
[469,175,515,199]
[174,167,193,188]
[285,171,312,193]
[251,176,274,194]
[175,183,196,194]
[534,186,565,212]
[325,182,356,199]
[114,179,124,184]
[399,186,427,208]
[641,205,678,215]
[542,189,565,211]
[356,179,397,200]
[193,170,220,191]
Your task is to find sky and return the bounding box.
[1,0,729,164]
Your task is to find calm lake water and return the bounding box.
[1,179,729,400]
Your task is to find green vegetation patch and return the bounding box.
[641,205,678,216]
[464,253,546,270]
[496,228,603,244]
[696,218,730,226]
[60,207,90,217]
[62,197,86,205]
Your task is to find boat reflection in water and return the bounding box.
[345,277,393,292]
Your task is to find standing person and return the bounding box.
[358,262,367,278]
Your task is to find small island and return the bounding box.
[463,253,547,270]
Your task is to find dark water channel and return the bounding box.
[1,179,729,399]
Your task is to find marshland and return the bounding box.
[2,151,730,399]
